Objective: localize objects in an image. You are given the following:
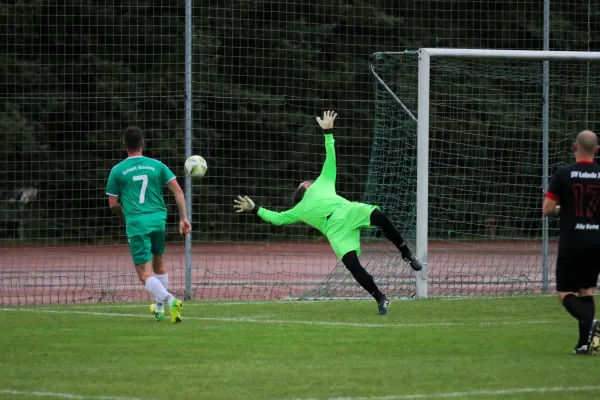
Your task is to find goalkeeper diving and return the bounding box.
[234,110,422,315]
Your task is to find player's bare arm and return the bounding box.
[542,198,560,216]
[108,195,126,222]
[167,178,191,236]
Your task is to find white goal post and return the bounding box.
[415,48,600,299]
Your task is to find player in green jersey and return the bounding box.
[106,126,191,323]
[234,110,422,315]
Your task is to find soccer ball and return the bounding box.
[184,155,208,177]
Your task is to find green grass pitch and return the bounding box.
[1,297,599,400]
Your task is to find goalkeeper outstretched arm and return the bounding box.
[233,196,300,226]
[313,111,338,188]
[295,110,338,198]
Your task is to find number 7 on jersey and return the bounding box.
[133,174,148,204]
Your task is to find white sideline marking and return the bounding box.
[0,307,566,329]
[1,295,557,310]
[42,300,371,309]
[0,388,159,400]
[289,385,600,400]
[0,302,310,310]
[439,295,556,301]
[20,301,314,309]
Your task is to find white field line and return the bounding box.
[1,301,319,309]
[438,295,556,301]
[0,307,567,329]
[2,386,597,400]
[0,295,558,310]
[0,388,160,400]
[289,385,600,400]
[0,301,329,310]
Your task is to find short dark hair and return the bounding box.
[293,181,314,205]
[293,186,307,205]
[124,126,144,150]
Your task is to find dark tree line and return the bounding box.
[1,0,598,243]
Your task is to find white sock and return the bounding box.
[155,273,169,311]
[156,273,168,289]
[145,276,172,305]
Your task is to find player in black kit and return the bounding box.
[543,130,600,355]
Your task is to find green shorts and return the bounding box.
[325,202,380,259]
[128,231,166,265]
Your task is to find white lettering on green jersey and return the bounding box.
[106,156,176,237]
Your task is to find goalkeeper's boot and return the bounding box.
[587,319,600,355]
[403,255,423,272]
[377,295,390,316]
[169,298,183,324]
[150,303,165,321]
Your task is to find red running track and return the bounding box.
[0,240,558,304]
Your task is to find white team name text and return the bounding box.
[571,171,599,179]
[122,165,155,175]
[575,223,600,230]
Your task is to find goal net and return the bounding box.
[369,49,600,297]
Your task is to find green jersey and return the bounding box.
[257,132,351,235]
[106,156,176,237]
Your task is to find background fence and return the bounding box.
[1,0,598,304]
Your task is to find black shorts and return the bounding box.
[555,247,600,292]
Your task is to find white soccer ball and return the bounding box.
[184,155,208,177]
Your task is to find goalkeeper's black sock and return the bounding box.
[370,210,412,260]
[562,294,592,347]
[342,251,383,301]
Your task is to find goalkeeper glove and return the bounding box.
[234,196,259,214]
[316,110,337,130]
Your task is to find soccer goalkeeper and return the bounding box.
[234,110,422,315]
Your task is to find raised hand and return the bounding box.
[316,110,337,130]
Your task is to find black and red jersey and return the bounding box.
[547,160,600,249]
